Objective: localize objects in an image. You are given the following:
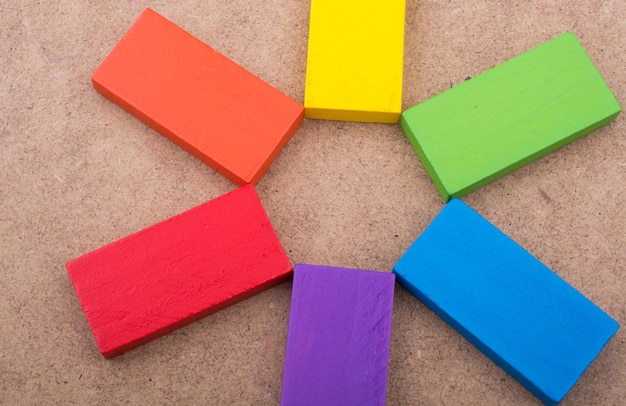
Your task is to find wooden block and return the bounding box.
[400,32,622,201]
[393,199,619,405]
[280,264,395,405]
[92,8,304,185]
[66,185,291,358]
[304,0,406,123]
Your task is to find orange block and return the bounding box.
[92,8,304,185]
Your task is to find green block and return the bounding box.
[401,32,621,202]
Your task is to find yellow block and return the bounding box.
[304,0,406,123]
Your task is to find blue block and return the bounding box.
[393,199,619,405]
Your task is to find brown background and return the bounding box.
[1,1,624,405]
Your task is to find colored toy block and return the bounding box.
[92,8,304,185]
[281,264,395,406]
[393,199,619,405]
[66,185,291,358]
[400,32,621,201]
[304,1,406,123]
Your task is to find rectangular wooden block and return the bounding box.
[393,199,619,405]
[400,32,621,201]
[66,185,292,358]
[304,0,406,123]
[280,264,395,405]
[92,8,304,185]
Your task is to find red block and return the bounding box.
[92,8,304,185]
[66,185,291,358]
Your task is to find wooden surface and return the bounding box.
[393,199,619,405]
[400,32,621,201]
[281,264,395,405]
[1,1,625,405]
[304,0,405,123]
[66,185,291,359]
[92,8,304,185]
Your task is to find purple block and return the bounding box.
[280,264,395,406]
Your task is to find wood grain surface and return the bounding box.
[394,199,619,405]
[401,32,621,201]
[1,1,624,405]
[281,264,395,405]
[66,185,292,358]
[92,8,304,185]
[304,0,405,123]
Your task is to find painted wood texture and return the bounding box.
[92,8,304,185]
[304,0,405,123]
[393,199,619,405]
[281,264,395,406]
[66,185,292,359]
[400,32,621,201]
